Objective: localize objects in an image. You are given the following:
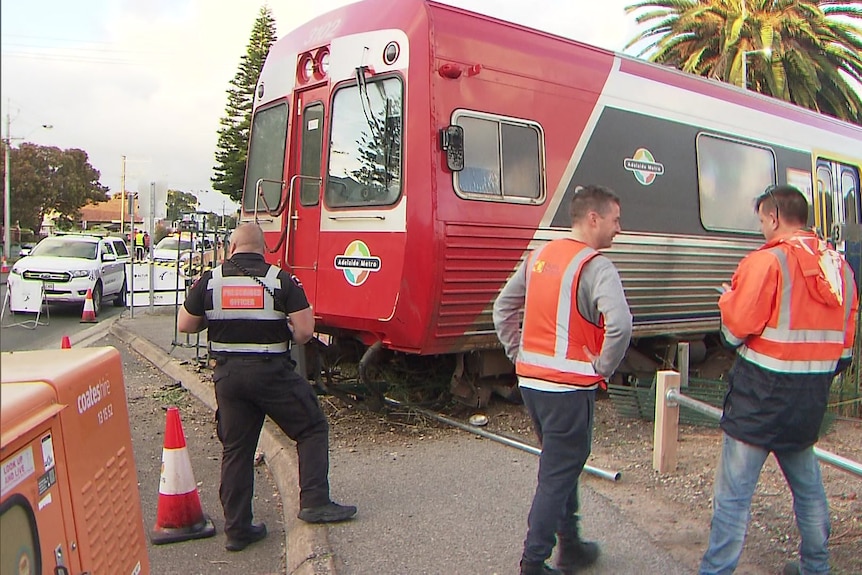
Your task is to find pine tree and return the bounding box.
[212,6,278,201]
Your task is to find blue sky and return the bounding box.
[2,1,856,214]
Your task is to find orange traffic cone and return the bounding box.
[150,407,216,545]
[80,288,98,323]
[1,256,8,273]
[61,335,72,349]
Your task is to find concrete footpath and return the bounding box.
[106,307,334,575]
[104,307,692,575]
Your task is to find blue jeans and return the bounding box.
[699,434,830,574]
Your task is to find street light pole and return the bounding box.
[120,155,126,241]
[4,112,11,264]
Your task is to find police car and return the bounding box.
[7,234,130,315]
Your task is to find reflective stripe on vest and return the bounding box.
[206,265,283,321]
[515,241,602,387]
[210,341,288,354]
[738,246,850,374]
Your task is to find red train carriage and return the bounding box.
[240,0,862,405]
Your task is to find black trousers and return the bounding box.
[520,387,595,563]
[213,354,330,537]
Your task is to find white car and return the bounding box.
[152,236,214,268]
[8,234,131,315]
[152,236,197,264]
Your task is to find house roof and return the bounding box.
[79,194,143,224]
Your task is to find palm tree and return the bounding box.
[624,0,862,124]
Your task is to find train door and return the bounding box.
[815,158,861,250]
[286,88,327,306]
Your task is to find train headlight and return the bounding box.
[298,53,315,83]
[383,41,400,65]
[315,48,330,78]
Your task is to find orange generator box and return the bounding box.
[1,347,149,575]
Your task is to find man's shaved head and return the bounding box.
[229,223,266,256]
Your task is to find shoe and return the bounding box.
[519,559,562,575]
[297,501,357,523]
[225,522,267,552]
[782,562,801,575]
[557,536,600,573]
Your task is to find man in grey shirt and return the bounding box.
[494,185,632,575]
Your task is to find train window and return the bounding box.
[842,170,859,224]
[817,165,834,232]
[300,102,324,206]
[0,494,42,575]
[696,134,776,233]
[243,103,289,214]
[326,76,403,208]
[453,112,544,203]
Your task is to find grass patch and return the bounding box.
[152,382,191,408]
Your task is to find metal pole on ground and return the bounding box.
[383,397,622,482]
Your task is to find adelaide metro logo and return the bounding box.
[624,148,665,186]
[334,240,381,286]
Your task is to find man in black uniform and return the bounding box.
[178,223,356,552]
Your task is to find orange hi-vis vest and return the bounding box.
[720,232,857,374]
[515,239,605,387]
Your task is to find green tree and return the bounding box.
[0,143,109,233]
[166,189,199,222]
[212,6,278,202]
[625,0,862,124]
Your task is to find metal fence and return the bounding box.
[653,371,862,478]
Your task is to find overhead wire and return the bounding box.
[1,33,179,66]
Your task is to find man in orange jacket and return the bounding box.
[700,185,857,575]
[494,185,632,575]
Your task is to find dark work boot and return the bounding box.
[298,501,357,523]
[556,533,600,574]
[225,522,267,552]
[519,559,563,575]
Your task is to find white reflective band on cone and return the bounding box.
[159,447,197,495]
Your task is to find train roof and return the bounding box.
[427,0,861,138]
[273,0,859,140]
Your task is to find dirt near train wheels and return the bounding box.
[322,394,862,575]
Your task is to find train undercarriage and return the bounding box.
[298,333,735,409]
